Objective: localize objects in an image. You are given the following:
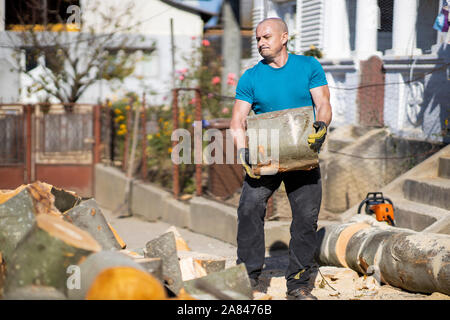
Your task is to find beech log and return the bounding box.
[317,222,450,295]
[0,182,62,263]
[63,199,123,250]
[4,214,101,293]
[67,250,164,300]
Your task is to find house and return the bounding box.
[0,0,215,105]
[250,0,449,143]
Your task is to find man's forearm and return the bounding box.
[230,121,247,151]
[315,102,332,127]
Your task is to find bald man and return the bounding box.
[230,18,332,300]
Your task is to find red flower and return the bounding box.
[211,76,221,85]
[202,39,210,47]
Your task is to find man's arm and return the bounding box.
[310,84,332,126]
[230,99,252,150]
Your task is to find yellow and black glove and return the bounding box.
[308,121,327,153]
[238,148,260,179]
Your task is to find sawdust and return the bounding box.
[251,266,450,300]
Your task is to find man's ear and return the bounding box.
[282,32,289,46]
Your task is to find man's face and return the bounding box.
[256,21,288,60]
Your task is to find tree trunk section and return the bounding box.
[67,250,164,300]
[4,214,101,294]
[63,199,123,250]
[317,222,450,295]
[0,182,62,264]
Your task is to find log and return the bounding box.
[67,250,165,300]
[178,251,226,275]
[317,221,450,295]
[145,232,184,295]
[0,182,62,263]
[179,257,208,281]
[183,264,253,300]
[63,199,123,250]
[4,214,101,294]
[246,106,319,175]
[85,267,167,300]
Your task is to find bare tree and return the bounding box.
[4,0,154,111]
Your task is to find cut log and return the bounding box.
[317,222,450,295]
[63,199,123,250]
[86,266,167,300]
[179,257,208,281]
[183,264,253,300]
[145,232,184,294]
[4,214,101,294]
[0,182,62,263]
[67,250,164,300]
[51,186,82,213]
[3,285,67,300]
[178,251,226,275]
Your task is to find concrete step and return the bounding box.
[438,157,450,179]
[393,198,449,232]
[402,177,450,210]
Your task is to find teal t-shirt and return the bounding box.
[235,53,328,114]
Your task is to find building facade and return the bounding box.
[0,0,211,106]
[251,0,449,143]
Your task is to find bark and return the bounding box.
[4,214,101,294]
[145,232,184,295]
[0,182,62,263]
[63,199,122,250]
[246,106,319,175]
[317,222,450,295]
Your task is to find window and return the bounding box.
[5,0,80,28]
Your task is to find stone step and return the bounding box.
[438,157,450,179]
[402,177,450,210]
[393,198,449,232]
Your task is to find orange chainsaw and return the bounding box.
[357,192,395,226]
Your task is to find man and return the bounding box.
[230,18,332,300]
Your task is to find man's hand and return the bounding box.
[308,121,327,153]
[238,148,260,179]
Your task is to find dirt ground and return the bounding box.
[103,207,449,301]
[253,264,450,300]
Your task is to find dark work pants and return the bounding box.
[236,167,321,292]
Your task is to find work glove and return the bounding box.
[238,148,260,179]
[307,121,327,153]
